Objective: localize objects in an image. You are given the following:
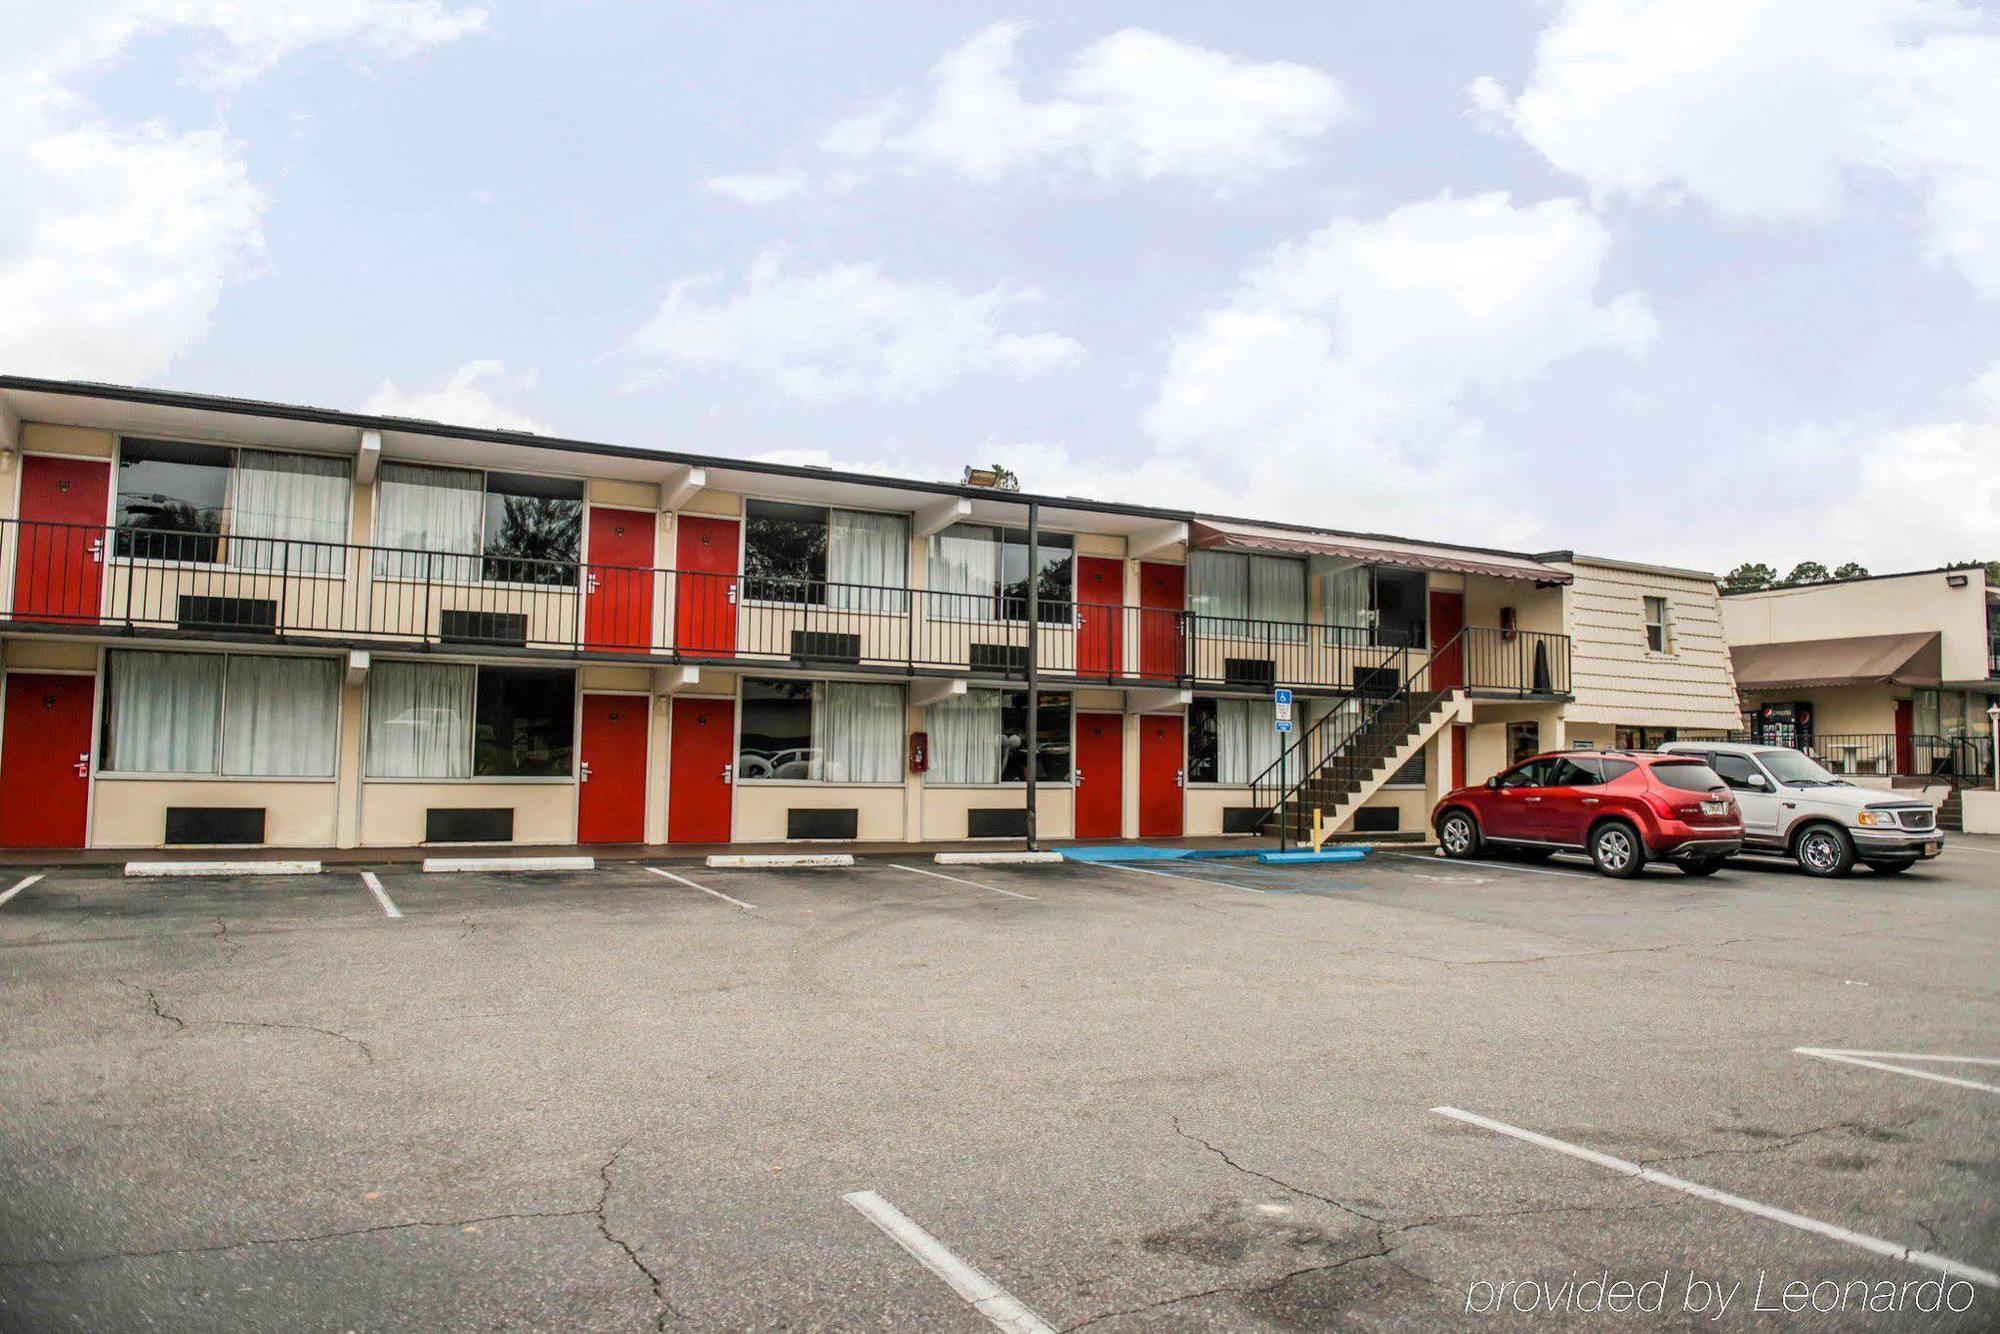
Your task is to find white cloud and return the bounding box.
[1471,0,2000,294]
[364,360,548,432]
[0,2,484,381]
[703,170,807,205]
[716,22,1346,200]
[1135,192,1656,544]
[631,251,1084,400]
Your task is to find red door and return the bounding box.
[1074,711,1124,838]
[1894,699,1914,775]
[1428,589,1464,690]
[1138,562,1184,679]
[668,696,734,843]
[675,516,739,657]
[1451,723,1468,791]
[0,673,95,848]
[585,507,655,651]
[1075,556,1124,678]
[1137,713,1184,837]
[12,455,110,624]
[578,693,648,843]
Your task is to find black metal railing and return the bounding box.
[0,519,1573,696]
[1247,630,1468,846]
[1724,730,1994,783]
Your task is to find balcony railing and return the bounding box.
[1727,730,1995,782]
[0,519,1571,696]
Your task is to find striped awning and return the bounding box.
[1188,519,1570,583]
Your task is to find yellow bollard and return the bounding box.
[1311,807,1325,853]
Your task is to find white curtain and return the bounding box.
[810,681,903,782]
[106,650,223,773]
[374,463,481,581]
[231,450,351,575]
[929,689,1003,783]
[1249,555,1305,643]
[366,660,474,777]
[926,524,999,621]
[1313,557,1373,646]
[829,509,908,613]
[1187,551,1247,621]
[222,655,339,777]
[1216,697,1282,785]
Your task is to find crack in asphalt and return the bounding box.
[596,1142,678,1328]
[213,915,241,962]
[0,1208,597,1269]
[1638,1118,1914,1169]
[118,978,184,1030]
[120,979,372,1062]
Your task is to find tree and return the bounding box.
[1780,561,1832,586]
[1952,559,2000,585]
[1831,561,1868,580]
[1721,562,1777,593]
[989,463,1021,492]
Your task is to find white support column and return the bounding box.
[914,496,972,538]
[660,464,706,512]
[355,429,381,486]
[910,677,967,707]
[1127,521,1188,561]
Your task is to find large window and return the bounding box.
[1187,696,1282,784]
[374,463,581,586]
[926,524,1071,623]
[1643,595,1671,653]
[744,499,907,610]
[1188,552,1305,642]
[115,439,350,572]
[366,661,575,778]
[1370,568,1428,648]
[738,678,903,782]
[102,650,340,777]
[928,689,1071,783]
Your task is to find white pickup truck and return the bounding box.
[1657,741,1942,877]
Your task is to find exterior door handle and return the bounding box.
[725,582,737,605]
[1076,768,1084,783]
[721,764,733,785]
[579,761,592,782]
[74,753,90,778]
[1525,796,1542,803]
[586,572,600,594]
[87,538,104,564]
[1580,797,1600,806]
[1176,769,1185,788]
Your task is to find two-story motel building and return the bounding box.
[0,376,1594,854]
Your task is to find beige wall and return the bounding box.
[919,785,1075,841]
[1739,683,1896,737]
[736,784,906,841]
[358,780,575,847]
[1723,570,1994,685]
[93,779,337,848]
[1557,557,1741,730]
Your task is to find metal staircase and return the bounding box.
[1249,631,1467,843]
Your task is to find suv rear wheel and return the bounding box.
[1590,821,1645,879]
[1438,810,1481,859]
[1794,824,1856,878]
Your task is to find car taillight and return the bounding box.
[1642,793,1678,818]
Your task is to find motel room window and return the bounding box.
[1370,568,1428,648]
[1643,595,1671,653]
[101,649,340,777]
[374,463,581,586]
[1187,552,1306,641]
[737,678,903,783]
[744,500,908,610]
[1507,720,1541,766]
[365,661,575,778]
[926,524,1071,623]
[1186,697,1282,785]
[114,440,351,571]
[928,690,1072,783]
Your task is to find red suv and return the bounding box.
[1431,750,1744,878]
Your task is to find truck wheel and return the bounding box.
[1795,825,1856,878]
[1438,810,1481,859]
[1590,822,1646,879]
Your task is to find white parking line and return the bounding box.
[1432,1106,1999,1288]
[645,866,757,911]
[1382,850,1601,881]
[842,1190,1054,1334]
[1795,1047,2000,1096]
[0,874,44,908]
[1089,861,1271,895]
[889,863,1037,900]
[359,871,402,919]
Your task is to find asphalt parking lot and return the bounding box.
[2,838,1996,1331]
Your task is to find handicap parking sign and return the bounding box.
[1273,687,1292,730]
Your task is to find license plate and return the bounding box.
[1701,801,1730,816]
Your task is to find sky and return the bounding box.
[2,0,1996,577]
